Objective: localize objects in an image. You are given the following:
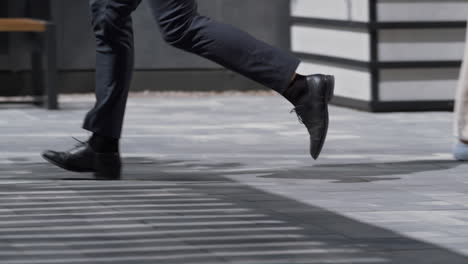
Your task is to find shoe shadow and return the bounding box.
[57,159,462,183]
[259,160,463,183]
[59,157,246,181]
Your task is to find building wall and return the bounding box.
[0,0,292,95]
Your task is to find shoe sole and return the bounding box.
[94,173,121,181]
[42,153,120,180]
[312,75,335,160]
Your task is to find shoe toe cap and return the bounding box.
[308,126,327,160]
[309,142,321,160]
[42,150,61,162]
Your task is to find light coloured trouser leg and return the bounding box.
[455,26,468,142]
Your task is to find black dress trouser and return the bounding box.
[83,0,301,139]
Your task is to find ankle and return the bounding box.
[90,133,119,153]
[283,74,307,106]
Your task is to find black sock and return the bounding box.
[89,133,119,153]
[283,74,307,106]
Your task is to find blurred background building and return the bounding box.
[291,0,468,111]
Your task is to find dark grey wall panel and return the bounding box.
[2,0,290,70]
[1,0,291,94]
[52,0,95,70]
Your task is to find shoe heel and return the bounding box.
[94,153,121,180]
[324,75,335,102]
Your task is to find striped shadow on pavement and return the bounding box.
[0,159,466,264]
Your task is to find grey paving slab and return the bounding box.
[0,93,467,263]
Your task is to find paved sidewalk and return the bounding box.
[0,93,467,264]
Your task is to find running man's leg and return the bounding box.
[42,0,143,180]
[83,0,142,139]
[147,0,300,94]
[147,0,333,159]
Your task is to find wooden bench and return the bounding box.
[0,18,58,109]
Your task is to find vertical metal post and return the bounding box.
[31,33,44,105]
[369,0,380,110]
[44,22,58,110]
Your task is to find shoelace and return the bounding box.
[70,137,87,150]
[290,107,304,124]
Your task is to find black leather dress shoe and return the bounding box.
[42,140,121,180]
[291,74,335,160]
